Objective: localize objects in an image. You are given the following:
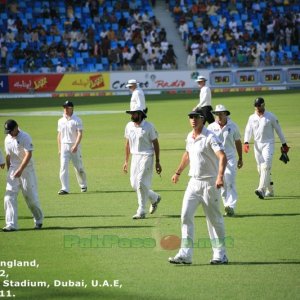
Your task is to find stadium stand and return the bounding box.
[0,0,177,73]
[168,0,300,69]
[0,0,299,73]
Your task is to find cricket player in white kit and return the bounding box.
[208,105,243,217]
[3,120,44,232]
[123,104,162,219]
[57,101,87,195]
[244,97,289,199]
[169,108,228,265]
[194,75,215,124]
[126,79,148,115]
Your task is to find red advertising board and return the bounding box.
[9,74,63,93]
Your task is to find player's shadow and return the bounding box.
[259,196,300,200]
[174,259,300,267]
[15,214,126,220]
[14,225,155,231]
[163,214,204,218]
[235,212,300,218]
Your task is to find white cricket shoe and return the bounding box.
[168,255,192,265]
[132,213,146,220]
[149,195,161,214]
[210,255,229,265]
[2,225,17,232]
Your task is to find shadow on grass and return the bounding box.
[163,214,204,218]
[172,260,300,267]
[10,225,154,232]
[86,189,185,194]
[235,212,300,218]
[259,196,300,200]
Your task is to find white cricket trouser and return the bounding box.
[221,158,238,209]
[4,166,44,229]
[177,177,227,261]
[60,143,87,192]
[254,142,274,192]
[130,154,158,215]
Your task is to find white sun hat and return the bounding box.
[212,104,230,115]
[195,75,207,82]
[125,79,138,87]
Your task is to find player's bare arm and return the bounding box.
[57,132,61,155]
[152,139,162,175]
[5,154,11,170]
[123,139,130,173]
[71,130,82,153]
[215,150,227,189]
[172,151,189,184]
[235,140,243,168]
[13,151,32,178]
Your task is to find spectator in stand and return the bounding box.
[56,62,66,73]
[146,59,155,71]
[123,59,132,71]
[187,48,196,70]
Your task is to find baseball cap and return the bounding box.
[254,97,264,107]
[188,108,205,119]
[125,79,138,88]
[4,119,18,134]
[63,100,74,107]
[212,104,230,115]
[195,75,207,82]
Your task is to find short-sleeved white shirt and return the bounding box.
[197,85,212,108]
[130,88,146,111]
[207,118,241,160]
[58,114,83,144]
[5,130,34,168]
[125,120,158,155]
[244,111,286,144]
[186,127,224,179]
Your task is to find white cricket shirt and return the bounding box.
[244,111,286,144]
[58,114,83,144]
[197,86,212,107]
[125,120,158,155]
[5,130,34,168]
[186,127,224,179]
[207,118,241,160]
[130,88,146,111]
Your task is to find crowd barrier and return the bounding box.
[0,67,299,98]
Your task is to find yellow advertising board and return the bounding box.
[56,73,109,91]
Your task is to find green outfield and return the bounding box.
[0,90,299,300]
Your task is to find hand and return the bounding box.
[13,168,23,178]
[172,173,180,184]
[155,162,162,175]
[243,143,249,153]
[71,145,78,153]
[281,144,290,153]
[0,163,5,169]
[215,175,224,189]
[237,159,243,169]
[123,162,128,174]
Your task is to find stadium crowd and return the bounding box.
[0,0,299,73]
[172,0,300,69]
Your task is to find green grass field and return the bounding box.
[0,90,299,300]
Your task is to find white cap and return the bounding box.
[212,104,230,115]
[195,75,207,82]
[126,79,138,88]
